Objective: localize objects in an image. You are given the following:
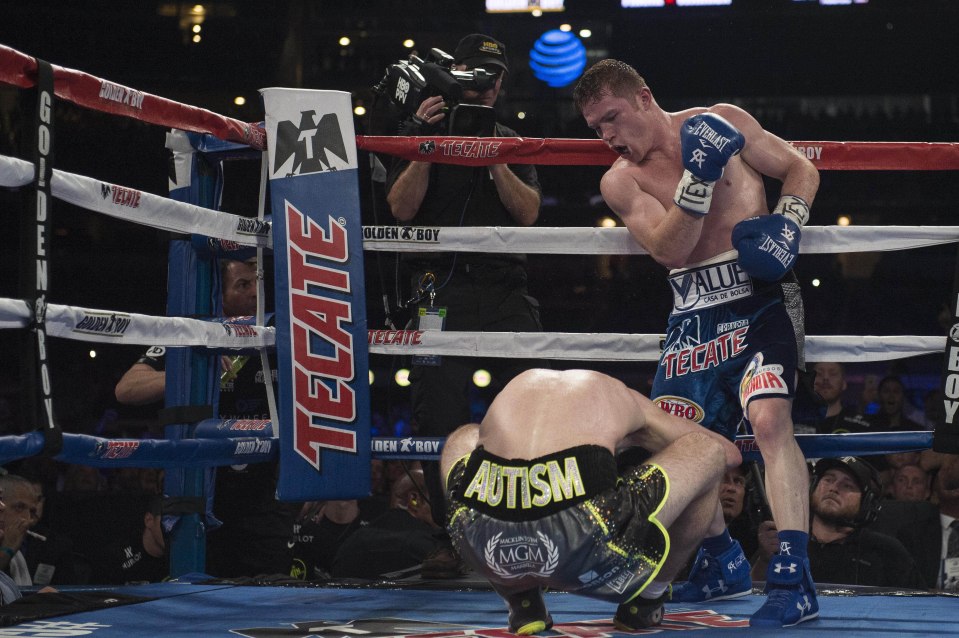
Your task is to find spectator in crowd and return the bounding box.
[114,259,258,406]
[88,496,166,585]
[291,497,388,581]
[15,474,82,586]
[933,453,959,590]
[854,375,926,483]
[795,362,870,434]
[0,479,61,605]
[720,466,747,524]
[292,500,358,581]
[115,258,296,578]
[889,463,933,502]
[866,376,924,432]
[856,373,881,418]
[0,480,26,604]
[722,465,763,563]
[0,474,40,588]
[753,457,926,589]
[677,463,763,579]
[892,451,959,590]
[385,33,546,579]
[330,468,439,579]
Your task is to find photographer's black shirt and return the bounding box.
[386,121,541,271]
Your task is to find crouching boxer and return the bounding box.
[440,369,741,634]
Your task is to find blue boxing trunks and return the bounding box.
[652,250,803,441]
[446,445,670,604]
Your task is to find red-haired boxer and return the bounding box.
[574,59,820,627]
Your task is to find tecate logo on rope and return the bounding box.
[368,329,423,345]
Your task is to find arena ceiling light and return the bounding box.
[529,29,587,89]
[486,0,565,12]
[622,0,732,6]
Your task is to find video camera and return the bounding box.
[374,48,498,116]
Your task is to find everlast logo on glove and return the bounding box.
[758,228,798,270]
[689,120,737,152]
[732,215,802,282]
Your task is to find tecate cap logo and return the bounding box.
[273,110,348,176]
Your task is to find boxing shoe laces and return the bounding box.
[670,540,752,602]
[749,555,819,628]
[505,587,553,635]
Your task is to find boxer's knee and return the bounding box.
[439,423,480,488]
[747,397,793,448]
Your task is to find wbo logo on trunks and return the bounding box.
[485,531,559,580]
[669,260,752,313]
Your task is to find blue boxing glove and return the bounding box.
[673,113,745,215]
[732,214,802,282]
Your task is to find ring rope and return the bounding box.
[0,299,274,349]
[0,299,939,362]
[3,148,954,255]
[364,331,944,363]
[361,225,959,255]
[0,44,265,149]
[357,135,959,170]
[0,424,933,469]
[0,154,271,247]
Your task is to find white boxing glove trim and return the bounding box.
[773,194,810,227]
[673,170,715,215]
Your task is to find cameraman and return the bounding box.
[385,33,546,579]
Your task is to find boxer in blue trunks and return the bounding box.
[575,60,821,627]
[656,253,802,441]
[441,369,741,634]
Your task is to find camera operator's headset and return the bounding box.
[811,456,883,527]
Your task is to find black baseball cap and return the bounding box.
[453,34,509,74]
[814,456,880,494]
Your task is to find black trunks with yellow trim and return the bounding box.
[451,445,618,521]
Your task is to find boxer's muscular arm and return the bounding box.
[710,103,819,215]
[708,104,819,281]
[601,168,705,268]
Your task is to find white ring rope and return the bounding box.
[362,224,959,255]
[0,298,274,349]
[0,153,271,247]
[365,330,945,363]
[2,153,956,256]
[0,294,938,362]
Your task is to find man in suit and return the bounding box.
[876,452,959,589]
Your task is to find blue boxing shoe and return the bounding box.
[750,554,819,627]
[671,540,752,602]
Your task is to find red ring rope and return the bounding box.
[3,42,956,170]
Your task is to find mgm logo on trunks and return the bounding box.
[485,531,559,579]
